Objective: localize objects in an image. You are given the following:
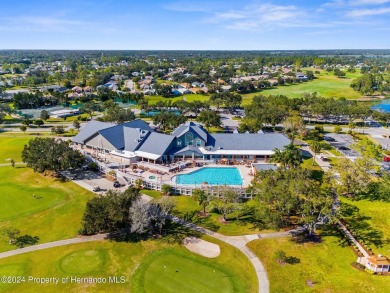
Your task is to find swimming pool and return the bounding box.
[174,167,243,186]
[372,99,390,112]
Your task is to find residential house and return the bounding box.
[221,85,232,92]
[364,255,390,273]
[296,72,308,81]
[179,83,191,89]
[178,88,192,95]
[72,86,83,94]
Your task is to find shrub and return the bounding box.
[88,162,99,171]
[334,125,342,133]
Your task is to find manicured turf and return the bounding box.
[242,70,363,100]
[0,133,93,252]
[0,134,33,163]
[60,249,107,274]
[247,231,389,293]
[133,250,235,293]
[340,197,390,256]
[0,238,257,292]
[0,167,65,220]
[0,166,93,252]
[146,94,209,105]
[145,70,363,108]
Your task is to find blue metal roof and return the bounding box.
[172,121,208,142]
[72,121,115,144]
[208,133,290,151]
[137,132,175,156]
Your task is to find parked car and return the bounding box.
[384,156,390,162]
[93,185,101,192]
[113,181,120,188]
[324,136,336,142]
[320,156,329,162]
[338,146,350,151]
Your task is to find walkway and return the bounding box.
[0,162,24,167]
[0,194,300,293]
[0,234,106,260]
[170,216,305,293]
[337,221,370,258]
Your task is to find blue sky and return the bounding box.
[1,0,390,50]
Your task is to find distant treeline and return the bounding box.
[1,49,390,63]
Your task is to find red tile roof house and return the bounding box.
[362,255,390,273]
[72,86,83,94]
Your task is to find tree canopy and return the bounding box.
[22,138,84,173]
[197,110,221,131]
[251,168,334,236]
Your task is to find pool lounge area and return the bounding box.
[173,167,244,186]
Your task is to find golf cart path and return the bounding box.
[0,218,302,293]
[0,192,303,293]
[0,234,106,259]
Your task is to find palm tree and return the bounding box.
[134,179,143,190]
[193,189,213,215]
[161,184,172,196]
[270,148,287,168]
[271,144,302,169]
[309,141,322,166]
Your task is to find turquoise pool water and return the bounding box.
[174,167,243,185]
[372,99,390,112]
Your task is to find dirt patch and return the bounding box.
[217,217,229,224]
[183,237,221,258]
[306,280,316,287]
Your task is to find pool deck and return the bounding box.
[78,147,256,188]
[121,164,254,188]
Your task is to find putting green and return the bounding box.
[0,168,65,221]
[132,249,238,293]
[0,238,257,292]
[60,249,107,274]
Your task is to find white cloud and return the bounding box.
[346,7,390,16]
[209,3,308,31]
[0,16,116,33]
[350,0,390,5]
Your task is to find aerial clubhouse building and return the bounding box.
[72,120,290,164]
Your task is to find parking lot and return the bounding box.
[324,133,359,158]
[62,169,128,193]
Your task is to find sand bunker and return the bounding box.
[183,237,220,258]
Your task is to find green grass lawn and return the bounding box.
[0,166,93,252]
[340,197,390,256]
[242,70,362,101]
[146,94,209,105]
[145,70,362,108]
[0,134,33,162]
[141,190,273,236]
[247,230,389,293]
[0,167,65,221]
[0,133,93,252]
[0,237,257,292]
[46,113,90,123]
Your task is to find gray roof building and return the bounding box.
[73,121,115,144]
[172,122,208,143]
[73,120,290,162]
[136,132,175,160]
[207,133,290,152]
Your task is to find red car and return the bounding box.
[384,156,390,162]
